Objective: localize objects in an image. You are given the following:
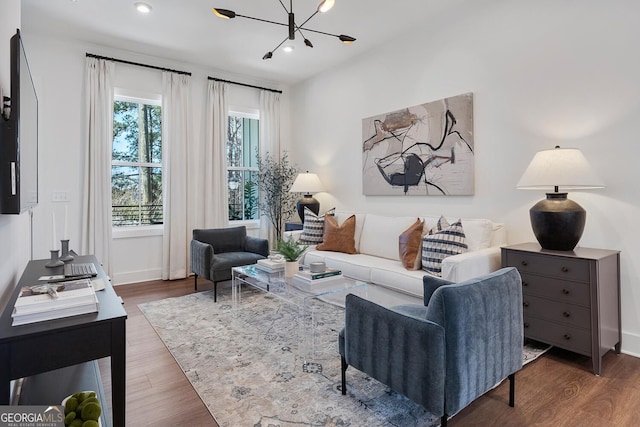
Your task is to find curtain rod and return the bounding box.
[208,76,282,94]
[85,53,192,76]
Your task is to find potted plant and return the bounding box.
[276,236,308,277]
[256,151,299,243]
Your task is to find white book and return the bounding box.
[12,297,99,326]
[292,275,343,291]
[13,279,96,315]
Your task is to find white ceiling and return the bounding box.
[21,0,453,85]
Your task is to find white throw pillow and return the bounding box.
[359,214,418,261]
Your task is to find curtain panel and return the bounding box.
[162,72,192,280]
[203,80,229,228]
[81,57,115,276]
[259,90,281,245]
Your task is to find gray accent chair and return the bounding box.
[190,226,269,302]
[339,267,524,426]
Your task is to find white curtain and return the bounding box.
[259,90,281,244]
[162,72,191,280]
[81,57,114,276]
[203,80,229,228]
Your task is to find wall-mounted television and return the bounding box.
[0,29,38,214]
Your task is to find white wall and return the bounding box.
[19,32,291,285]
[289,0,640,355]
[0,0,32,313]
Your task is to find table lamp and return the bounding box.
[289,172,324,223]
[516,146,604,251]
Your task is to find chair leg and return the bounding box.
[214,281,218,303]
[509,373,515,407]
[341,356,348,395]
[441,415,447,427]
[194,274,198,292]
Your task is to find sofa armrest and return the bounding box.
[343,294,446,414]
[423,275,454,306]
[190,239,213,278]
[245,236,269,257]
[440,246,502,283]
[282,230,303,242]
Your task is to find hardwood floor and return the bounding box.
[101,278,640,426]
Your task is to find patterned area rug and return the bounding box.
[138,289,549,427]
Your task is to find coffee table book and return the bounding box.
[296,269,341,280]
[12,279,99,326]
[291,273,344,291]
[256,259,285,273]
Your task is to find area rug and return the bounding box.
[138,290,550,427]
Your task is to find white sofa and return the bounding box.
[284,212,506,301]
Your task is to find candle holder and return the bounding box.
[45,249,64,268]
[60,240,74,262]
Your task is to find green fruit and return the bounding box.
[81,421,99,427]
[83,397,99,405]
[87,392,96,399]
[65,397,78,414]
[80,402,101,421]
[69,419,83,427]
[64,412,76,425]
[76,392,87,403]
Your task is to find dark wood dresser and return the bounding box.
[502,242,621,375]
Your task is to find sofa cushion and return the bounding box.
[360,214,418,261]
[399,218,424,270]
[422,220,468,277]
[299,207,335,244]
[316,215,357,254]
[335,211,366,252]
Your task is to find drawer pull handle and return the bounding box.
[562,266,569,273]
[523,302,529,308]
[524,322,529,328]
[522,281,528,287]
[564,334,571,340]
[521,260,529,266]
[562,289,570,295]
[563,311,571,318]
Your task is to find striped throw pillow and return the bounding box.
[299,207,335,244]
[421,219,468,277]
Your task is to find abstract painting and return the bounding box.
[362,93,474,196]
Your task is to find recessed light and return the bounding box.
[283,45,294,53]
[134,2,152,14]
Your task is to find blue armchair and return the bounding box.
[190,226,269,302]
[339,267,524,426]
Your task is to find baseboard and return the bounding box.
[112,268,162,286]
[621,330,640,358]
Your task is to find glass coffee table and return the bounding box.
[231,264,368,370]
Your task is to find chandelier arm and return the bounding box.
[296,10,320,31]
[277,0,289,13]
[298,26,341,38]
[235,14,291,28]
[272,36,290,52]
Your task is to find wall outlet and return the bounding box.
[52,191,69,202]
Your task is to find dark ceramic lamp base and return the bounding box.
[530,192,586,251]
[296,195,319,223]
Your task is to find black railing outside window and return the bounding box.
[112,204,163,227]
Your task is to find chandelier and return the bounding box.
[213,0,356,60]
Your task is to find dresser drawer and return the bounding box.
[505,251,590,282]
[523,316,591,356]
[521,273,591,307]
[523,294,591,328]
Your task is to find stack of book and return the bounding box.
[256,258,285,273]
[12,279,99,326]
[292,268,343,291]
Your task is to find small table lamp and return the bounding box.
[290,172,324,223]
[517,146,604,251]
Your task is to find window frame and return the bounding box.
[227,108,260,229]
[111,91,164,236]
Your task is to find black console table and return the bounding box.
[0,255,127,426]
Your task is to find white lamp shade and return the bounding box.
[516,147,605,191]
[290,173,324,194]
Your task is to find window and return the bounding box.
[112,96,163,227]
[227,112,259,222]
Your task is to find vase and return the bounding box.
[285,261,299,277]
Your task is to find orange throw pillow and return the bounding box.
[316,214,357,254]
[399,218,424,270]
